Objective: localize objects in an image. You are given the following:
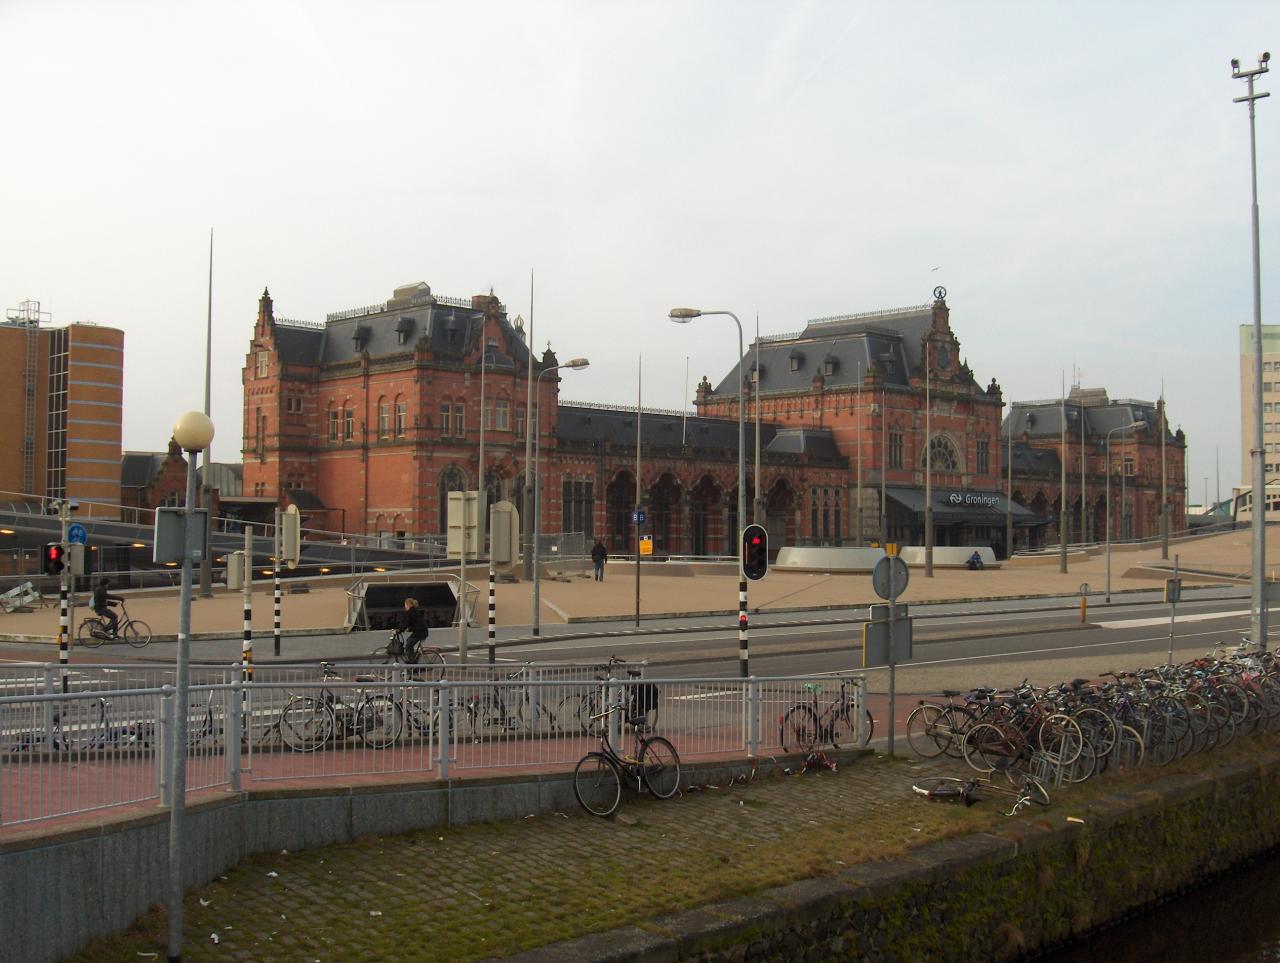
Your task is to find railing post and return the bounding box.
[227,672,243,792]
[853,675,868,746]
[42,664,56,754]
[437,681,450,779]
[158,684,175,806]
[746,675,760,758]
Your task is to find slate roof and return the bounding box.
[1001,393,1166,443]
[710,305,935,398]
[272,286,531,369]
[120,452,166,489]
[555,403,844,463]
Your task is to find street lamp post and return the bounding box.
[1105,420,1144,602]
[670,308,749,676]
[531,358,589,636]
[167,410,215,963]
[1233,52,1271,650]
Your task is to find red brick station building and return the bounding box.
[237,282,1186,559]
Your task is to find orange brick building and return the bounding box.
[0,301,123,512]
[240,283,853,555]
[1004,388,1187,548]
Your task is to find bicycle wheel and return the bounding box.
[963,722,1026,773]
[124,620,152,647]
[639,736,681,799]
[573,752,622,817]
[357,696,404,748]
[77,619,106,648]
[829,705,874,749]
[556,691,599,736]
[906,704,950,758]
[517,697,556,736]
[1037,713,1082,765]
[1113,723,1146,771]
[280,698,334,751]
[780,704,819,753]
[1071,707,1117,758]
[415,648,447,682]
[1014,773,1051,807]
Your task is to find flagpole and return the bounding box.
[198,228,214,598]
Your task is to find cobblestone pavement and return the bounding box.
[71,752,1005,962]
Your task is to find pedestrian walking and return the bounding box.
[591,539,607,582]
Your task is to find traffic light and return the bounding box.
[741,524,769,581]
[43,542,66,576]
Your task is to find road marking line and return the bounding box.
[1095,610,1249,629]
[671,690,737,701]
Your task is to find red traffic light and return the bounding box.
[43,542,66,576]
[741,524,768,581]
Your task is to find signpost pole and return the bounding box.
[1168,554,1180,666]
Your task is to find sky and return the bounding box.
[3,0,1277,502]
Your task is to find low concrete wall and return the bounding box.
[774,546,886,572]
[0,757,766,963]
[510,751,1280,962]
[898,545,1001,569]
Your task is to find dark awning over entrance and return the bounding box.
[884,487,1045,526]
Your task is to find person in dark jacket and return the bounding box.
[591,540,607,581]
[397,597,429,663]
[92,578,124,638]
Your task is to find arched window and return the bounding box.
[326,403,339,443]
[439,466,466,533]
[439,398,452,437]
[394,396,407,437]
[377,397,390,439]
[922,435,960,471]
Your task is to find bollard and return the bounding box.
[1080,595,1088,624]
[437,681,451,779]
[487,566,497,666]
[158,685,175,806]
[746,676,760,758]
[227,671,243,792]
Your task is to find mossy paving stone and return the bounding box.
[67,739,1280,962]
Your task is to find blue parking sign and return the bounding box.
[67,523,88,545]
[632,510,646,525]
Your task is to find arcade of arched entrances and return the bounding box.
[1091,495,1108,543]
[606,471,635,552]
[689,475,726,556]
[647,472,683,555]
[765,478,797,548]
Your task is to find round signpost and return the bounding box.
[872,556,909,601]
[871,555,909,756]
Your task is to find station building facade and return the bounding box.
[239,282,1185,557]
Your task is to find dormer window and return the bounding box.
[789,350,804,372]
[396,316,415,345]
[352,325,369,349]
[822,354,838,377]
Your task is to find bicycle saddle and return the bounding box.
[354,674,380,683]
[940,690,963,698]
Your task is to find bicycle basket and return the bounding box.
[386,633,404,656]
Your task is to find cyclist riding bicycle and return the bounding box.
[397,597,429,663]
[92,578,124,639]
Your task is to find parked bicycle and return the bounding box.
[278,662,402,751]
[458,664,557,738]
[78,603,152,648]
[11,696,154,752]
[779,678,874,753]
[556,658,655,736]
[573,697,681,817]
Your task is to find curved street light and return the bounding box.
[531,358,589,635]
[667,309,746,560]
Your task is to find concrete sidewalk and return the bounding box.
[0,528,1255,645]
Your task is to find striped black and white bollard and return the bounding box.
[273,562,281,657]
[738,578,749,679]
[487,565,496,665]
[58,579,69,693]
[242,585,254,682]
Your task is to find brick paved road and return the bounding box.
[70,752,999,962]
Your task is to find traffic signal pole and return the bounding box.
[738,578,749,678]
[739,524,770,679]
[58,502,70,692]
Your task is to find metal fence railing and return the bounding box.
[0,669,865,828]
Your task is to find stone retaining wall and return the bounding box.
[509,754,1280,961]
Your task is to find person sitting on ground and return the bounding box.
[398,597,429,663]
[591,539,607,582]
[966,551,985,571]
[92,577,124,638]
